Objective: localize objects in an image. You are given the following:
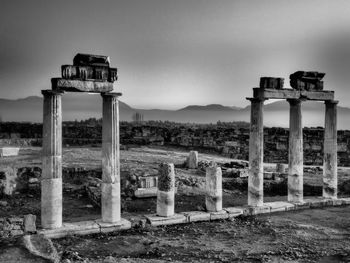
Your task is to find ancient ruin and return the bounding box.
[41,54,121,229]
[5,65,346,240]
[247,72,338,206]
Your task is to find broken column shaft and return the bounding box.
[205,163,222,212]
[288,99,303,203]
[188,151,198,169]
[323,100,338,199]
[41,90,63,229]
[101,93,122,223]
[157,163,175,217]
[248,98,264,206]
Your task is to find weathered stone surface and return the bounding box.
[265,201,295,212]
[134,187,157,198]
[73,53,110,67]
[247,98,264,206]
[24,214,36,233]
[41,90,62,229]
[223,207,244,218]
[259,77,284,89]
[61,65,118,82]
[0,147,19,157]
[96,218,132,234]
[288,99,303,203]
[41,178,62,229]
[22,234,60,263]
[188,151,198,169]
[101,182,121,223]
[276,163,287,173]
[205,163,222,212]
[180,211,211,223]
[323,100,338,199]
[52,78,114,93]
[101,93,121,223]
[157,190,175,217]
[246,205,271,215]
[145,214,187,227]
[290,71,325,91]
[253,88,334,101]
[38,220,100,239]
[158,163,175,192]
[210,210,229,220]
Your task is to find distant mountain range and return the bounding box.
[1,95,350,129]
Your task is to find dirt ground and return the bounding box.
[51,206,350,263]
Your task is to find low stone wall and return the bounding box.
[0,214,36,239]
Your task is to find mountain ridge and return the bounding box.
[1,95,350,129]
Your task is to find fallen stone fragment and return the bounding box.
[21,234,60,263]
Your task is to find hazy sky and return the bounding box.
[1,0,350,109]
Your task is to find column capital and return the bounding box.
[41,89,64,96]
[101,92,122,98]
[286,98,304,105]
[246,97,266,103]
[325,100,339,105]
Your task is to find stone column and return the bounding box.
[188,151,198,169]
[41,90,63,229]
[101,92,122,223]
[323,100,338,199]
[247,98,264,206]
[157,163,175,217]
[287,99,303,203]
[205,163,222,212]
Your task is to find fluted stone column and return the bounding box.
[288,99,303,203]
[41,90,63,229]
[323,100,338,199]
[205,163,222,212]
[157,163,175,217]
[247,98,264,206]
[101,92,122,223]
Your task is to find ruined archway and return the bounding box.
[41,54,121,229]
[247,73,337,206]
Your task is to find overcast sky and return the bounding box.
[1,0,350,109]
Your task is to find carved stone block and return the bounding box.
[259,77,284,89]
[290,71,325,91]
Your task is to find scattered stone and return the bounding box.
[21,234,60,263]
[188,151,198,169]
[24,214,36,233]
[0,200,8,207]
